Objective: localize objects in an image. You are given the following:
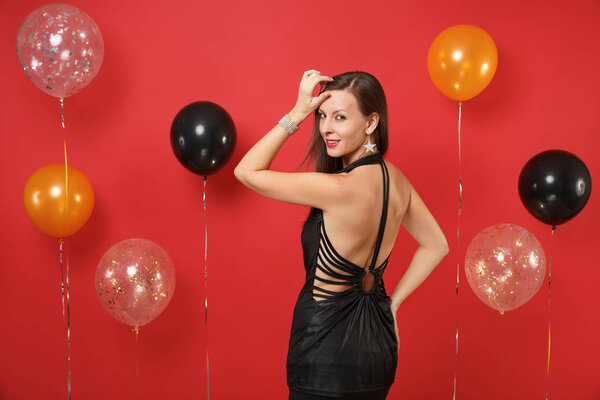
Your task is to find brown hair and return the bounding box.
[303,71,389,173]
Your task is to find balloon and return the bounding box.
[427,24,498,101]
[170,101,237,176]
[23,164,94,238]
[16,4,104,98]
[465,224,546,313]
[96,239,176,328]
[518,150,592,226]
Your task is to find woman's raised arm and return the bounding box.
[234,71,351,209]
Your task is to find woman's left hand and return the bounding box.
[289,70,333,124]
[393,312,400,354]
[390,303,400,354]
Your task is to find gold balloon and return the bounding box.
[23,164,94,238]
[428,24,498,101]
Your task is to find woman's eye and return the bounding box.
[335,115,345,120]
[318,113,326,118]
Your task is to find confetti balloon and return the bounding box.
[465,224,546,313]
[23,164,94,238]
[16,4,104,98]
[428,24,498,101]
[96,239,176,328]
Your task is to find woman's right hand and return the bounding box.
[289,70,333,125]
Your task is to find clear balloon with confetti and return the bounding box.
[465,224,546,313]
[16,3,104,98]
[96,239,176,328]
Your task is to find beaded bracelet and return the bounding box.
[278,114,300,135]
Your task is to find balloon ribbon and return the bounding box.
[546,226,556,400]
[135,327,140,400]
[203,176,210,399]
[59,239,71,400]
[61,98,69,207]
[453,101,462,400]
[500,312,505,400]
[59,97,72,400]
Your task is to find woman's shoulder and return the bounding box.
[340,157,412,189]
[339,157,412,202]
[382,159,413,213]
[382,159,412,188]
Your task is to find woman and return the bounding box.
[234,70,448,399]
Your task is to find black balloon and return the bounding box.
[518,150,591,225]
[170,101,236,176]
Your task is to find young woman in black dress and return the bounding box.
[235,70,448,399]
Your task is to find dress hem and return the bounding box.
[288,383,393,397]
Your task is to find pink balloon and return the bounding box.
[16,4,104,98]
[96,239,176,328]
[465,224,546,313]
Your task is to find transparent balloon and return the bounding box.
[16,3,104,98]
[465,224,546,313]
[96,239,176,328]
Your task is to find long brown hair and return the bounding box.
[303,71,389,173]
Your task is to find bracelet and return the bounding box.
[278,114,300,135]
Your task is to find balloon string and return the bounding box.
[60,98,70,241]
[60,98,68,185]
[59,240,65,325]
[59,97,71,400]
[66,241,71,400]
[59,239,72,400]
[203,176,210,400]
[452,101,462,400]
[546,226,556,400]
[135,327,140,400]
[60,97,65,130]
[501,312,505,400]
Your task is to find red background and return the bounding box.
[1,0,599,399]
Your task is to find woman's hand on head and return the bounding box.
[289,70,333,124]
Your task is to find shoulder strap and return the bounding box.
[335,153,382,174]
[368,160,390,270]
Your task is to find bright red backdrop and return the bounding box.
[1,0,599,399]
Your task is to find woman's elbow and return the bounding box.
[437,233,450,256]
[440,240,450,256]
[428,237,449,258]
[234,166,258,190]
[233,164,246,184]
[418,240,448,258]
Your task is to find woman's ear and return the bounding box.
[366,113,380,135]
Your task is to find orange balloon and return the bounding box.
[23,165,94,238]
[427,24,498,101]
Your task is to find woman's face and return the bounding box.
[317,90,375,166]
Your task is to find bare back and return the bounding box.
[315,158,411,298]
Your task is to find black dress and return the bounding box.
[287,153,398,399]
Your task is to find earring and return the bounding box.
[363,136,376,153]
